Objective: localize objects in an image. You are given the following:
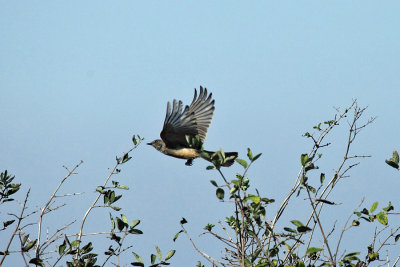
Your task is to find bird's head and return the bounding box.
[147,139,165,152]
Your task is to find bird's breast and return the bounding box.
[164,148,199,159]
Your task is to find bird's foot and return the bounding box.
[185,159,193,166]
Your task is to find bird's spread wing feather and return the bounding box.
[160,86,215,148]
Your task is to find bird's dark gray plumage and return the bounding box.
[148,86,237,167]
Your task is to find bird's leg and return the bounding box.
[185,159,193,166]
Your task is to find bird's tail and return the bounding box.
[200,150,238,167]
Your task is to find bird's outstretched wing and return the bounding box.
[160,86,215,148]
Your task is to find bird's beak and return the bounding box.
[147,142,152,145]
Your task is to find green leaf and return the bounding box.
[306,247,323,255]
[22,235,29,246]
[109,213,115,230]
[206,165,215,170]
[361,208,369,215]
[117,184,129,190]
[300,154,309,166]
[247,148,253,161]
[173,230,183,242]
[246,195,261,204]
[164,250,176,261]
[352,220,360,226]
[128,229,143,234]
[320,173,325,184]
[235,158,248,169]
[110,191,116,203]
[283,227,297,233]
[70,240,80,248]
[130,263,144,267]
[23,239,37,252]
[3,220,15,228]
[204,224,215,231]
[116,217,125,231]
[368,252,379,261]
[305,163,316,172]
[151,253,156,264]
[130,219,140,229]
[393,150,399,164]
[395,234,400,242]
[122,152,132,164]
[252,153,262,162]
[58,241,66,255]
[132,135,138,145]
[297,226,312,233]
[291,220,304,227]
[344,252,360,257]
[216,188,225,200]
[315,199,335,205]
[121,214,129,224]
[80,242,93,254]
[376,212,388,225]
[229,186,238,194]
[370,202,378,213]
[296,262,305,267]
[313,122,322,131]
[132,252,144,263]
[385,159,399,169]
[383,202,394,212]
[210,180,218,187]
[29,258,45,267]
[111,206,121,211]
[156,246,162,260]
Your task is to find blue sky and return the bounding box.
[1,1,400,266]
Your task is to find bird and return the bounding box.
[148,86,238,167]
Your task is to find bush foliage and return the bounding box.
[1,100,399,266]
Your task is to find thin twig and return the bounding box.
[36,161,83,256]
[0,189,30,266]
[180,222,223,266]
[76,141,141,258]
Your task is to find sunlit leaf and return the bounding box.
[291,220,304,227]
[130,219,140,229]
[156,246,162,260]
[23,240,37,252]
[246,195,261,204]
[247,148,253,161]
[173,230,183,242]
[164,250,176,260]
[306,247,322,255]
[235,158,248,169]
[121,214,129,224]
[370,202,378,213]
[132,252,144,263]
[376,212,388,225]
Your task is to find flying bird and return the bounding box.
[148,86,238,167]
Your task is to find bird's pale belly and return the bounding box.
[164,148,199,159]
